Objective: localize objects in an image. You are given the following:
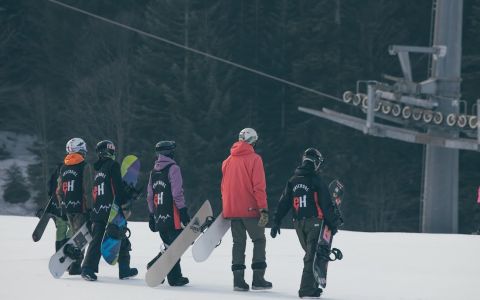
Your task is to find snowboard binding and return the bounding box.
[317,246,343,262]
[105,223,130,240]
[191,216,215,233]
[62,244,84,261]
[329,248,343,261]
[199,216,215,232]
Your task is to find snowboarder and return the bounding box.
[146,140,190,287]
[474,187,480,234]
[55,138,92,275]
[221,128,272,291]
[270,148,342,298]
[81,140,138,281]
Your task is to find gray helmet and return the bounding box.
[155,140,176,158]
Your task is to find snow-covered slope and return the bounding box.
[0,216,478,300]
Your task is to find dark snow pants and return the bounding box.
[294,217,321,295]
[158,229,184,282]
[82,222,132,273]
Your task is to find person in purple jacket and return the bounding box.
[146,140,190,286]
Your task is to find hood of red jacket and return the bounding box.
[64,153,85,165]
[230,141,254,156]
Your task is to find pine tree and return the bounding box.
[3,164,31,204]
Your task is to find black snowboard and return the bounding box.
[313,179,344,288]
[32,195,57,242]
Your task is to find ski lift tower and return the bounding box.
[299,0,475,233]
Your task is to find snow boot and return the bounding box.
[119,255,138,280]
[252,269,272,290]
[233,270,250,291]
[119,267,138,280]
[81,267,97,281]
[168,276,189,286]
[299,288,323,298]
[167,262,188,286]
[68,262,82,275]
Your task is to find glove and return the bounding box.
[270,224,281,238]
[258,209,269,227]
[179,207,190,228]
[148,214,157,232]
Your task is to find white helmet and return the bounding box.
[239,128,258,145]
[66,138,87,155]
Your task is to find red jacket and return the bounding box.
[221,141,268,218]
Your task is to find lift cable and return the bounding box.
[47,0,343,102]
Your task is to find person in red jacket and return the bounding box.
[221,128,272,291]
[475,187,480,234]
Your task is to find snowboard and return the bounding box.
[145,200,213,287]
[313,179,345,288]
[191,212,231,262]
[32,195,62,242]
[48,223,92,278]
[101,155,140,265]
[32,196,55,242]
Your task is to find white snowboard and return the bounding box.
[49,223,92,278]
[192,213,231,262]
[145,200,213,287]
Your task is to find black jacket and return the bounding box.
[273,162,342,231]
[90,158,128,223]
[47,163,64,218]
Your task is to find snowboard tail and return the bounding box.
[313,179,345,288]
[192,212,231,262]
[313,222,333,288]
[32,195,56,242]
[145,200,213,287]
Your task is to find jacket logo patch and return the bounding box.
[293,195,307,212]
[155,214,171,223]
[64,200,81,208]
[92,204,112,214]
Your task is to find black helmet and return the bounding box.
[302,147,324,171]
[155,140,176,158]
[96,140,116,159]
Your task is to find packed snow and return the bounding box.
[0,215,478,300]
[0,132,38,215]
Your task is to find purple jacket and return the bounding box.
[147,155,186,213]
